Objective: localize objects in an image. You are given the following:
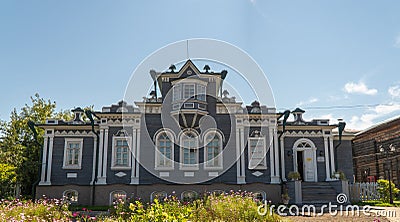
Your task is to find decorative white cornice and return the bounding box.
[284,130,323,137]
[54,130,95,137]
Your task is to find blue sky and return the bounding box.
[1,0,400,130]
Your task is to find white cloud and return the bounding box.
[347,103,400,130]
[296,97,318,107]
[395,34,400,48]
[388,85,400,98]
[343,81,377,95]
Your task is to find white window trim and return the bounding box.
[183,83,195,99]
[197,84,206,101]
[181,190,198,201]
[62,189,79,203]
[63,138,83,169]
[155,131,175,170]
[172,84,181,101]
[150,191,168,202]
[248,137,267,170]
[111,136,132,170]
[253,190,266,201]
[204,131,223,170]
[109,190,127,205]
[179,132,199,170]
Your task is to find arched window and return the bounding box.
[151,191,168,202]
[204,132,223,169]
[155,131,174,169]
[110,190,127,205]
[211,190,225,196]
[180,131,199,169]
[253,191,266,202]
[62,189,78,203]
[297,141,312,148]
[181,190,198,202]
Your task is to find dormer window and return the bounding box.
[197,85,206,101]
[182,84,194,99]
[171,80,208,112]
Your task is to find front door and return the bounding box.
[303,149,315,182]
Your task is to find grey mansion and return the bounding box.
[36,60,353,205]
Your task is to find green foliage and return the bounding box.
[0,164,17,198]
[0,198,71,221]
[377,179,399,203]
[0,93,92,198]
[110,191,280,222]
[288,171,301,180]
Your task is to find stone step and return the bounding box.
[301,182,339,203]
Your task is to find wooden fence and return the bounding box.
[349,182,380,202]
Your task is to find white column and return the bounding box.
[329,136,335,174]
[45,136,54,184]
[102,128,109,179]
[280,134,286,181]
[97,129,104,182]
[135,129,141,180]
[293,149,298,172]
[91,136,97,184]
[313,148,318,182]
[240,127,246,182]
[40,136,49,184]
[272,128,280,183]
[269,127,276,183]
[324,136,331,181]
[131,128,138,184]
[235,128,241,182]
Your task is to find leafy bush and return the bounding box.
[110,191,280,222]
[0,163,16,198]
[0,197,71,221]
[377,179,399,203]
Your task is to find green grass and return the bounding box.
[356,200,400,207]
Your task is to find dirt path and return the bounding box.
[282,211,391,222]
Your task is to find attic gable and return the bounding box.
[176,60,202,78]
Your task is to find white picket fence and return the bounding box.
[349,182,380,202]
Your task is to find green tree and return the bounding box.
[377,179,399,203]
[0,163,17,198]
[0,93,88,198]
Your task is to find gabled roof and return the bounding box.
[160,60,226,79]
[355,115,400,136]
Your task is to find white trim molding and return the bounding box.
[111,136,132,170]
[203,130,223,170]
[62,138,84,170]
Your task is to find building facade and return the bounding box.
[36,60,353,205]
[353,116,400,185]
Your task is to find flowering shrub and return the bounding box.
[0,197,71,221]
[1,191,281,221]
[109,191,280,222]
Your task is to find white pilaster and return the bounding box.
[271,128,280,184]
[91,136,97,184]
[97,129,105,184]
[40,136,48,185]
[130,128,139,184]
[324,136,331,181]
[280,134,286,181]
[329,136,335,174]
[235,128,241,182]
[239,127,246,184]
[45,136,54,184]
[135,129,141,181]
[102,128,109,179]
